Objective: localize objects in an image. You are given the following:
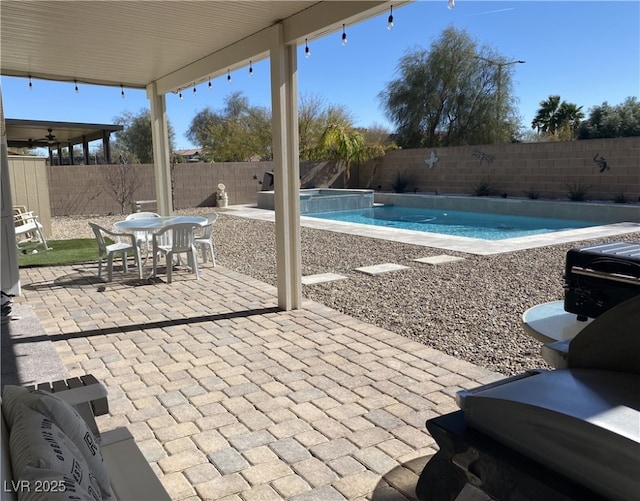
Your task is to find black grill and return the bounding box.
[564,242,640,319]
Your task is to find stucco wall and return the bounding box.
[358,137,640,202]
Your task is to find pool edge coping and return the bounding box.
[223,205,640,256]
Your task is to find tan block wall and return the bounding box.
[48,162,270,215]
[38,136,640,216]
[173,162,270,210]
[359,137,640,202]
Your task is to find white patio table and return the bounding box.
[113,216,207,277]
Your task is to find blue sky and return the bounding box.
[2,1,639,151]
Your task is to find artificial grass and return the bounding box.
[17,238,100,267]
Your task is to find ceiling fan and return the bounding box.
[27,128,58,148]
[43,128,57,144]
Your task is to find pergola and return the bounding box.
[0,0,410,308]
[5,118,123,165]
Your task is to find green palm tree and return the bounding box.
[556,102,585,139]
[532,96,584,139]
[314,124,386,187]
[531,95,562,134]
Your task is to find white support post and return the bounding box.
[146,83,173,216]
[0,92,20,296]
[270,24,301,310]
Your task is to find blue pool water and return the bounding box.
[306,206,601,240]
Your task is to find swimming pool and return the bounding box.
[306,206,601,240]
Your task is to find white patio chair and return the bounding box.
[89,222,142,282]
[124,211,160,247]
[152,222,199,283]
[14,208,51,252]
[194,212,218,266]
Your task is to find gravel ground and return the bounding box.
[51,209,640,377]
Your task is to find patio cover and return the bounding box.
[5,118,123,164]
[0,0,409,308]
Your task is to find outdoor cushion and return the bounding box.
[9,404,102,501]
[2,386,112,499]
[18,466,96,501]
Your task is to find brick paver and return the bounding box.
[15,264,502,500]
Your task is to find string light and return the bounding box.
[387,5,394,30]
[208,78,212,91]
[178,89,183,100]
[193,84,197,95]
[74,79,79,93]
[227,69,231,84]
[341,24,347,46]
[305,39,310,58]
[28,75,33,90]
[249,60,253,77]
[448,0,455,9]
[120,84,125,98]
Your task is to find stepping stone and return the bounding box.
[302,273,347,285]
[413,254,466,265]
[354,263,410,276]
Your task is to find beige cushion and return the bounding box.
[9,404,102,500]
[2,387,112,499]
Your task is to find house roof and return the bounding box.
[1,1,401,95]
[4,118,123,149]
[175,149,201,157]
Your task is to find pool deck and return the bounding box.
[224,205,640,256]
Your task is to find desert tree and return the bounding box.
[578,97,640,139]
[113,109,176,164]
[187,92,272,162]
[100,154,143,214]
[379,26,520,147]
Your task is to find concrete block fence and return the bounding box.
[357,137,639,202]
[24,136,640,216]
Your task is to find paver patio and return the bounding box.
[6,262,502,500]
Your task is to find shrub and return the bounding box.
[473,179,497,197]
[566,182,589,201]
[390,170,411,193]
[525,188,541,200]
[613,193,627,204]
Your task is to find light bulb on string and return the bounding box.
[120,84,125,99]
[249,61,253,77]
[387,5,394,30]
[74,80,79,93]
[193,85,197,96]
[305,39,310,58]
[448,0,455,9]
[227,69,231,84]
[341,24,347,46]
[179,89,183,100]
[28,75,33,90]
[208,78,212,91]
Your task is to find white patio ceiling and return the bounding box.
[1,1,402,94]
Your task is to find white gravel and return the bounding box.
[51,209,640,377]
